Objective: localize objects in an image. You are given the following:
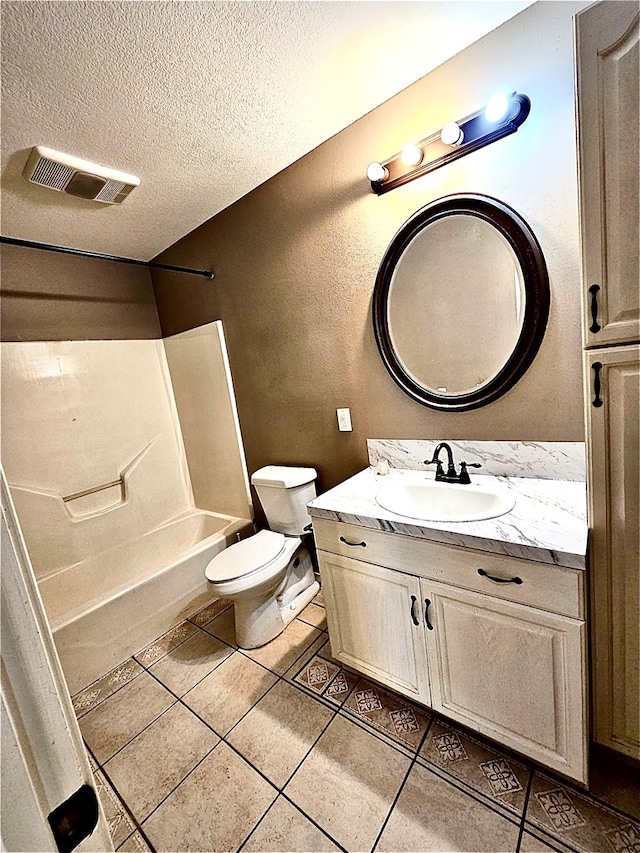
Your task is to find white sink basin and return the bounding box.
[375,479,515,522]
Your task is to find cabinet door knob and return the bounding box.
[339,536,367,547]
[410,595,419,626]
[424,598,434,630]
[477,568,523,585]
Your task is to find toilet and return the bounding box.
[204,465,320,649]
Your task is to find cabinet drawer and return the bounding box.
[312,517,584,619]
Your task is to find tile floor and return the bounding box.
[73,593,640,853]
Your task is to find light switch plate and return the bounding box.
[336,407,352,431]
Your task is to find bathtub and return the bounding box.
[39,509,253,694]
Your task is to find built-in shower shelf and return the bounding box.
[63,478,123,502]
[63,478,127,517]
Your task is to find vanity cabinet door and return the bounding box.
[318,550,431,704]
[421,579,587,783]
[576,1,639,347]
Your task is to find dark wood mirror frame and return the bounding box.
[372,194,550,412]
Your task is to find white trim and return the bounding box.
[1,467,113,852]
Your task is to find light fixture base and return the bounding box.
[369,93,531,195]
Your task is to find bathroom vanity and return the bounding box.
[308,452,589,784]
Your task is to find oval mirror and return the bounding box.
[373,194,549,411]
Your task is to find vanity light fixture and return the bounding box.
[484,92,512,123]
[366,161,389,183]
[401,143,424,166]
[440,121,464,147]
[367,91,530,194]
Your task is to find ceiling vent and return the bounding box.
[22,146,140,204]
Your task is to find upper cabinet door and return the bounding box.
[576,2,640,348]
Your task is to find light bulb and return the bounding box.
[440,121,464,146]
[401,143,423,167]
[484,92,511,123]
[366,162,389,183]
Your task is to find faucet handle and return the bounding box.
[459,461,482,484]
[424,458,444,477]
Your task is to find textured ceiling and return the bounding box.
[1,1,532,260]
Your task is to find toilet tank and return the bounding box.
[251,465,317,535]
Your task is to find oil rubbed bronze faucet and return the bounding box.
[424,442,482,484]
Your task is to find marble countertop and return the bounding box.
[307,468,588,570]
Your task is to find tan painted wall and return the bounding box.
[1,243,160,341]
[153,1,588,493]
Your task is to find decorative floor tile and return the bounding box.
[242,795,341,851]
[525,772,640,853]
[322,668,359,706]
[142,742,277,853]
[480,758,524,796]
[431,730,470,763]
[292,653,360,708]
[283,633,328,683]
[72,659,144,717]
[293,655,340,694]
[227,680,334,788]
[313,588,325,608]
[80,671,175,765]
[604,823,640,853]
[376,761,520,852]
[133,620,198,666]
[418,718,530,817]
[285,713,411,852]
[342,678,430,751]
[355,686,383,712]
[536,788,587,831]
[188,597,233,626]
[93,768,137,849]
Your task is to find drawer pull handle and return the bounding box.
[339,536,367,547]
[424,598,434,630]
[477,568,523,585]
[410,595,419,626]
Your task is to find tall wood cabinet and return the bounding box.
[576,1,640,760]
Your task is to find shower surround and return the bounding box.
[1,322,253,693]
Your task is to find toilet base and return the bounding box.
[233,548,319,649]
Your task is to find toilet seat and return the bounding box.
[205,529,286,583]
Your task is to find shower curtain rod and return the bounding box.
[0,236,214,279]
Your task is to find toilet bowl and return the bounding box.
[204,465,319,649]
